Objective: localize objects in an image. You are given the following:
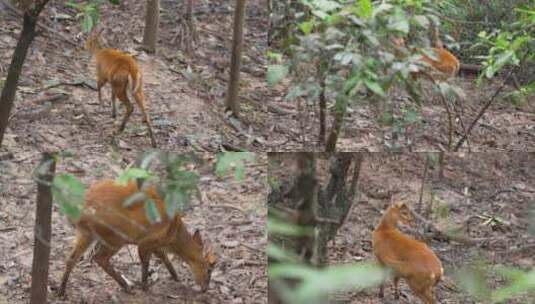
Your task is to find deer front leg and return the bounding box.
[155,250,178,281]
[97,78,106,108]
[111,90,117,119]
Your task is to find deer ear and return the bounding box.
[394,201,405,208]
[193,229,203,245]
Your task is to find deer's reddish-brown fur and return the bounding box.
[85,29,157,147]
[58,179,216,297]
[393,38,460,80]
[372,201,443,304]
[418,48,460,79]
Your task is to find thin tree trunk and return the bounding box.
[142,0,160,53]
[417,154,429,214]
[30,152,56,304]
[225,0,247,116]
[0,1,49,147]
[325,104,346,153]
[186,0,196,41]
[318,74,326,146]
[438,152,445,180]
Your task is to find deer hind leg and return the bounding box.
[92,244,131,292]
[97,78,107,109]
[407,278,434,304]
[115,87,133,133]
[111,90,117,118]
[133,90,157,147]
[58,230,94,297]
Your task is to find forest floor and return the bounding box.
[0,1,268,302]
[0,0,268,153]
[0,152,267,304]
[327,153,535,303]
[267,65,535,152]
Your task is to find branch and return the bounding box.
[454,69,515,151]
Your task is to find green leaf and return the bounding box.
[455,267,491,301]
[116,168,154,185]
[144,198,161,223]
[82,14,93,33]
[123,191,147,207]
[215,152,256,180]
[65,2,81,9]
[52,174,85,221]
[268,218,313,237]
[491,267,535,303]
[404,109,420,124]
[139,151,160,170]
[355,0,372,18]
[267,65,289,86]
[267,244,300,262]
[269,263,386,303]
[164,188,188,215]
[108,0,120,5]
[299,20,315,35]
[364,80,385,97]
[311,0,341,13]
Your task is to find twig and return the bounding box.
[509,243,535,255]
[409,206,478,245]
[210,204,245,213]
[454,69,515,151]
[438,93,453,151]
[224,114,264,145]
[43,79,96,90]
[240,242,264,253]
[417,156,429,214]
[30,93,69,104]
[452,100,471,151]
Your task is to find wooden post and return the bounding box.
[30,152,56,304]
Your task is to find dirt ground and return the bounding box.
[327,153,535,303]
[266,65,535,152]
[0,152,267,303]
[1,1,269,302]
[0,0,268,153]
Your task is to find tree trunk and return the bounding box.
[268,153,363,303]
[30,152,56,304]
[185,0,196,43]
[325,97,347,153]
[142,0,160,53]
[224,0,247,116]
[318,73,326,146]
[0,1,49,147]
[317,153,362,245]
